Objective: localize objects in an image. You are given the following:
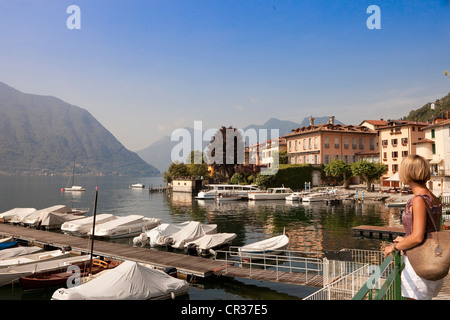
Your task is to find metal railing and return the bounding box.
[215,247,323,283]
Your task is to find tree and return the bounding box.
[186,150,209,178]
[162,161,189,183]
[351,160,387,191]
[205,126,245,179]
[324,160,353,189]
[445,70,449,79]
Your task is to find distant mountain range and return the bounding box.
[137,116,344,172]
[0,82,159,176]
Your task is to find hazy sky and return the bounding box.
[0,0,449,151]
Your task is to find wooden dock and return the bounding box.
[352,225,405,239]
[0,223,322,287]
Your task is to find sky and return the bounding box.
[0,0,449,151]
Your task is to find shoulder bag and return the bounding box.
[406,194,450,281]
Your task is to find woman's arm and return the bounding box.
[384,196,428,257]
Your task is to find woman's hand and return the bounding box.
[384,236,405,257]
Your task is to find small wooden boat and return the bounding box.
[19,259,119,291]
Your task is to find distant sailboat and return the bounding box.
[62,163,85,192]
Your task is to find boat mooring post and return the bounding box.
[89,187,98,275]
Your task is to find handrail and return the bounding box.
[352,252,404,300]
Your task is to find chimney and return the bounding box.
[329,116,335,125]
[309,116,315,126]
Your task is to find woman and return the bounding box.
[384,154,444,299]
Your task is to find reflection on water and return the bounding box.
[0,176,405,300]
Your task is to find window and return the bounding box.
[431,129,435,138]
[370,138,375,150]
[324,137,330,148]
[352,138,357,149]
[432,144,436,154]
[324,155,330,164]
[295,140,298,151]
[359,138,364,149]
[392,151,398,158]
[288,141,291,152]
[402,151,408,157]
[391,139,398,147]
[309,138,312,149]
[314,137,318,149]
[303,139,306,150]
[344,137,349,149]
[335,137,339,148]
[392,164,398,172]
[383,152,387,159]
[401,138,408,145]
[382,140,388,147]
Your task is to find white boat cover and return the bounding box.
[0,246,43,260]
[61,214,116,235]
[0,250,68,267]
[161,221,217,249]
[0,254,90,287]
[0,208,36,222]
[239,234,289,254]
[51,260,189,300]
[186,233,237,250]
[21,205,71,226]
[40,212,85,229]
[134,222,190,246]
[90,214,144,235]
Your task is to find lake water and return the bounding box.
[0,175,404,300]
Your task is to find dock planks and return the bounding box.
[352,225,405,239]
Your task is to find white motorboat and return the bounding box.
[88,215,161,239]
[63,186,86,192]
[0,249,70,267]
[385,201,407,208]
[0,208,36,223]
[302,192,336,203]
[285,192,309,201]
[61,214,117,236]
[157,221,217,249]
[133,222,190,246]
[51,260,189,300]
[216,194,242,202]
[196,184,260,199]
[248,187,294,200]
[131,183,145,188]
[0,246,43,260]
[185,233,237,255]
[0,254,91,287]
[20,205,73,227]
[238,232,290,257]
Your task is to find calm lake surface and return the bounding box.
[0,175,404,300]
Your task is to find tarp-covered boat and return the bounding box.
[158,221,217,249]
[51,260,189,300]
[238,233,289,257]
[0,246,43,260]
[88,215,161,239]
[133,222,190,246]
[61,214,117,236]
[0,208,36,223]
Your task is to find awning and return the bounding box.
[429,159,443,164]
[386,172,400,181]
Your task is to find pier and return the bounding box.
[352,225,405,239]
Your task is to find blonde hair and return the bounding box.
[399,154,430,185]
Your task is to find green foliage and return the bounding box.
[256,164,318,190]
[402,92,450,123]
[324,160,353,189]
[351,160,387,190]
[163,161,189,183]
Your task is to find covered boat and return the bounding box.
[19,258,119,291]
[20,205,72,227]
[88,215,161,239]
[51,260,190,300]
[238,232,289,257]
[0,249,69,267]
[0,208,36,223]
[133,222,190,246]
[61,214,117,236]
[158,221,217,249]
[0,254,91,287]
[185,233,237,255]
[0,246,43,260]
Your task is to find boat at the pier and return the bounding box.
[158,220,217,249]
[302,192,337,203]
[0,246,43,260]
[185,232,237,255]
[0,241,18,251]
[0,208,36,223]
[0,254,91,287]
[88,215,161,239]
[51,260,190,300]
[61,213,117,236]
[285,192,310,201]
[238,232,289,257]
[196,184,260,199]
[0,249,69,268]
[133,222,190,246]
[247,187,294,200]
[19,258,119,291]
[216,193,242,202]
[20,205,72,227]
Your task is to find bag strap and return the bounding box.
[417,194,440,232]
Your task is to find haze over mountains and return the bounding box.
[0,82,159,176]
[137,117,344,172]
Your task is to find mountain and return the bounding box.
[137,116,343,172]
[0,82,159,176]
[402,93,450,122]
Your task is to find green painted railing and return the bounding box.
[352,252,405,300]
